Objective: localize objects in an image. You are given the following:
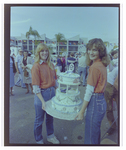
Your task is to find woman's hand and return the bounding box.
[42,101,46,111]
[74,111,84,120]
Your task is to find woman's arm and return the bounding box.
[75,101,89,120]
[33,85,46,110]
[36,93,46,110]
[21,58,26,69]
[15,62,20,74]
[75,84,94,120]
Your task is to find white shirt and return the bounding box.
[15,54,23,69]
[78,55,86,67]
[84,84,94,102]
[107,67,118,85]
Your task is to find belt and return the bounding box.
[92,93,104,96]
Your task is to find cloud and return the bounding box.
[11,19,31,25]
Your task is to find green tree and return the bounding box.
[55,33,66,55]
[26,26,41,53]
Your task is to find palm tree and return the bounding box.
[55,33,66,55]
[26,31,30,51]
[26,26,41,53]
[32,30,41,40]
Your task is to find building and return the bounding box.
[10,34,88,56]
[57,35,88,56]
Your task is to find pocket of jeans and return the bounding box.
[42,87,55,102]
[41,88,50,102]
[96,99,106,114]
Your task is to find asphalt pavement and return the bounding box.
[9,82,119,145]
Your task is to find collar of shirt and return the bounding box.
[93,58,101,63]
[39,59,46,65]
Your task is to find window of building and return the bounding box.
[22,40,27,44]
[29,40,32,44]
[18,40,22,43]
[23,45,27,50]
[59,42,67,45]
[69,46,78,51]
[29,45,32,50]
[69,41,78,45]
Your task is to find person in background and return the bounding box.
[104,67,118,135]
[10,50,16,95]
[21,50,33,94]
[28,51,32,57]
[61,55,66,72]
[75,38,110,144]
[75,53,79,73]
[78,52,87,86]
[15,49,26,88]
[111,49,118,67]
[55,55,62,72]
[31,43,60,144]
[107,54,113,73]
[12,53,16,62]
[108,49,118,72]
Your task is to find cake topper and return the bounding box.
[69,63,74,72]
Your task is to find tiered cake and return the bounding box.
[51,71,82,114]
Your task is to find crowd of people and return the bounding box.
[10,38,118,145]
[10,49,34,95]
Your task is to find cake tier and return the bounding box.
[56,88,80,100]
[59,71,80,84]
[52,96,82,114]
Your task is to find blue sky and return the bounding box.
[11,6,119,44]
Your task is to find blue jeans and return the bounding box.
[15,67,26,88]
[34,86,55,142]
[84,93,107,144]
[78,66,87,85]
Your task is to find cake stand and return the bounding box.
[46,99,84,120]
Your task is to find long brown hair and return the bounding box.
[34,43,54,70]
[86,38,110,67]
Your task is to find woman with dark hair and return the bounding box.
[10,50,16,95]
[75,38,110,144]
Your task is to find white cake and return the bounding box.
[52,71,82,114]
[59,71,80,85]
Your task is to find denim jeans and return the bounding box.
[78,66,87,85]
[34,86,55,142]
[15,67,26,88]
[84,93,107,144]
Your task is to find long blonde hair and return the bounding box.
[34,43,54,70]
[86,38,110,67]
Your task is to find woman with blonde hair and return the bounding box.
[75,38,110,144]
[31,43,60,144]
